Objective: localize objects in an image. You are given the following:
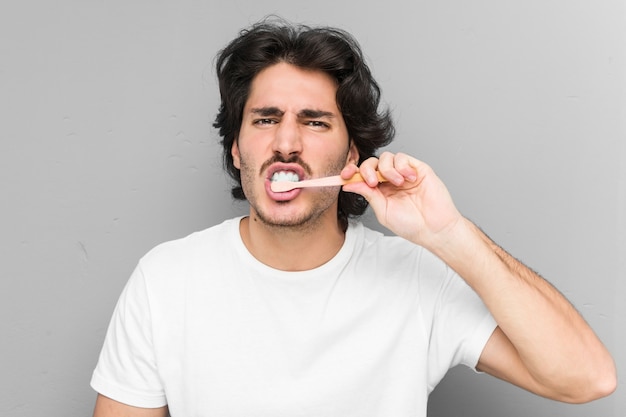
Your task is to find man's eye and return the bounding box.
[254,118,276,125]
[307,120,330,129]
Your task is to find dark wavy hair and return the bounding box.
[213,18,395,224]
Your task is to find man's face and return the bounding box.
[232,62,358,229]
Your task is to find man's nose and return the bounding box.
[272,117,302,157]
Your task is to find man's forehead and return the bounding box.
[244,63,340,113]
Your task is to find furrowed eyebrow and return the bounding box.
[250,107,284,117]
[248,107,335,119]
[298,109,335,119]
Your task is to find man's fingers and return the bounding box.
[352,153,419,188]
[376,152,417,186]
[393,153,418,182]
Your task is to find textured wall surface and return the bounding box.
[1,1,624,416]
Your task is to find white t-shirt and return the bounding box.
[91,217,497,417]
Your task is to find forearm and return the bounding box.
[430,217,616,400]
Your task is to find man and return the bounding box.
[91,19,616,416]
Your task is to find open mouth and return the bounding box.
[266,165,306,199]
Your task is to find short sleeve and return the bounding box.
[90,263,167,408]
[419,251,498,392]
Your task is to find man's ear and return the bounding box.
[231,138,241,169]
[347,140,359,166]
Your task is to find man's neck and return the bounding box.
[238,213,347,272]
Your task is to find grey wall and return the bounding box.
[1,1,624,416]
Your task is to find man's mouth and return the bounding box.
[265,163,307,198]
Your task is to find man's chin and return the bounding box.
[252,207,325,231]
[256,214,311,229]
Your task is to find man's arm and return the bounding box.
[446,220,616,402]
[343,152,617,403]
[93,394,169,417]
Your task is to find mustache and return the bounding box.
[260,155,313,177]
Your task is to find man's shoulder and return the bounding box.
[352,221,447,273]
[354,221,419,253]
[140,217,241,266]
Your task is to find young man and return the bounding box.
[91,20,616,417]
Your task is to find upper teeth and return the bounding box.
[271,171,300,182]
